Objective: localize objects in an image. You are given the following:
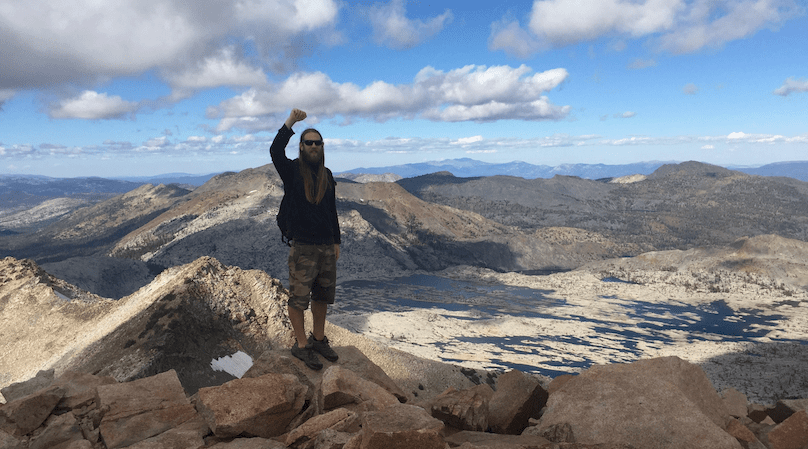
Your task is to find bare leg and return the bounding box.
[288,305,308,348]
[311,301,328,341]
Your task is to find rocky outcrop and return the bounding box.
[2,354,806,449]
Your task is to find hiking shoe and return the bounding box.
[291,343,323,370]
[308,334,339,362]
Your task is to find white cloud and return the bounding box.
[48,91,139,120]
[702,144,715,149]
[618,111,636,118]
[682,83,699,95]
[0,0,340,90]
[656,0,800,54]
[165,47,267,100]
[774,77,808,96]
[453,136,485,145]
[489,0,800,56]
[728,132,747,139]
[529,0,681,45]
[367,0,453,49]
[143,136,171,149]
[209,64,570,131]
[489,19,545,58]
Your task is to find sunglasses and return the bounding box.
[303,140,324,146]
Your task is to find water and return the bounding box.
[332,274,801,377]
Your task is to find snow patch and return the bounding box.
[210,351,253,378]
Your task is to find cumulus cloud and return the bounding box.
[0,0,339,90]
[774,77,808,96]
[208,64,570,131]
[367,0,453,49]
[490,0,800,56]
[48,91,140,120]
[164,47,268,100]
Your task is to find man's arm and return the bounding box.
[271,109,308,181]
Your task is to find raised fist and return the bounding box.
[289,108,307,123]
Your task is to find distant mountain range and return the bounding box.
[338,158,808,182]
[2,160,806,206]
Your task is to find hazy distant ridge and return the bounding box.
[339,158,808,181]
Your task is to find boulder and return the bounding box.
[725,418,763,448]
[0,385,65,436]
[285,407,359,448]
[547,373,575,395]
[353,403,445,449]
[245,346,407,403]
[96,369,198,449]
[52,370,117,411]
[488,369,548,435]
[767,409,808,449]
[196,372,307,438]
[207,437,286,448]
[299,428,354,449]
[523,422,576,443]
[319,365,400,412]
[0,428,25,449]
[0,369,55,403]
[768,399,808,424]
[430,384,493,431]
[721,388,749,419]
[28,411,84,449]
[444,430,551,447]
[537,356,742,449]
[748,403,771,423]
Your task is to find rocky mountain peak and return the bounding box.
[648,160,738,180]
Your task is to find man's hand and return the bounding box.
[285,109,307,129]
[335,244,340,261]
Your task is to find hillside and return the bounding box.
[401,161,808,251]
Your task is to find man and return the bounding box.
[270,108,341,370]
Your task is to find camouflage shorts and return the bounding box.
[287,242,337,311]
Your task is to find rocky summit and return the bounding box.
[1,255,807,448]
[2,161,808,447]
[2,352,808,448]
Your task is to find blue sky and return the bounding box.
[1,0,807,178]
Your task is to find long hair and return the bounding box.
[299,128,329,205]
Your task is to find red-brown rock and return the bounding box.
[488,369,548,435]
[537,356,742,449]
[721,388,749,419]
[96,369,198,449]
[354,403,445,449]
[319,365,399,412]
[0,385,65,436]
[767,409,808,449]
[196,372,307,438]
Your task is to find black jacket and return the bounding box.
[270,125,341,245]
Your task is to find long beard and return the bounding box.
[299,155,328,204]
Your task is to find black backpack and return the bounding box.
[277,193,293,246]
